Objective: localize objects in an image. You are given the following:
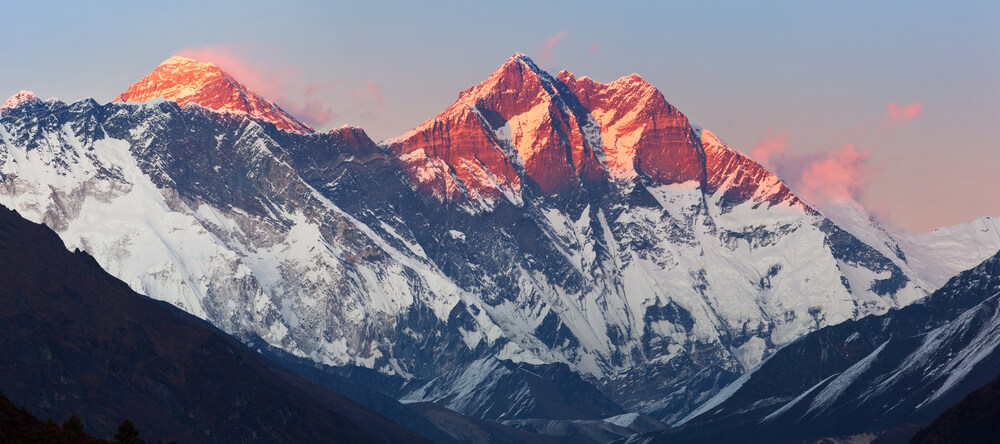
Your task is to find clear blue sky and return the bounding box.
[2,1,997,232]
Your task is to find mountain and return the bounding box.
[116,55,313,134]
[644,250,1000,443]
[910,372,1000,444]
[406,402,590,444]
[0,390,105,444]
[895,216,1000,288]
[399,357,625,422]
[0,204,434,443]
[244,339,458,444]
[1,53,997,425]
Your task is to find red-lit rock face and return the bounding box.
[388,54,805,210]
[388,54,717,206]
[386,54,608,205]
[116,56,313,134]
[557,71,703,185]
[701,129,803,208]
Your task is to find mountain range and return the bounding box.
[1,53,998,441]
[641,249,1000,443]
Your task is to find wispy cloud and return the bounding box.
[796,143,872,203]
[172,45,392,130]
[537,31,568,67]
[750,131,874,206]
[176,45,284,99]
[174,45,337,128]
[349,81,383,104]
[882,101,923,128]
[748,129,789,170]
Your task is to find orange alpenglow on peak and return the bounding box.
[115,56,313,134]
[386,53,802,210]
[386,53,706,205]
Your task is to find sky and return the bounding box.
[1,0,997,233]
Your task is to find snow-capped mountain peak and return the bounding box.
[115,55,313,134]
[1,90,41,114]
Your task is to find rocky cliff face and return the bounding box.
[556,69,702,185]
[0,54,994,424]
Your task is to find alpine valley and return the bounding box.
[1,53,998,442]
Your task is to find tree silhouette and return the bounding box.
[114,418,142,443]
[62,412,85,432]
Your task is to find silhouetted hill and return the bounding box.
[0,205,429,443]
[910,373,1000,444]
[0,390,104,443]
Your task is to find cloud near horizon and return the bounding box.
[349,82,384,104]
[749,131,874,207]
[537,32,568,67]
[748,129,789,170]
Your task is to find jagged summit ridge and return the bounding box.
[386,53,801,212]
[1,90,42,113]
[115,55,313,134]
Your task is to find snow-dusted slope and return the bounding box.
[0,97,475,375]
[650,251,1000,443]
[895,216,1000,288]
[811,199,1000,293]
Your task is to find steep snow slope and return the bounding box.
[895,216,1000,288]
[0,97,477,375]
[650,251,1000,443]
[400,357,624,421]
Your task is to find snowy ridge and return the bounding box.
[0,98,475,374]
[1,91,41,113]
[895,216,1000,288]
[654,252,1000,443]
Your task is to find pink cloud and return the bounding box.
[748,130,789,169]
[538,31,568,67]
[349,82,384,104]
[752,131,875,206]
[797,143,872,203]
[882,102,923,128]
[589,42,599,54]
[175,45,296,100]
[173,45,336,128]
[305,80,337,96]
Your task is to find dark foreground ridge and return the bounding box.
[0,204,430,443]
[910,372,1000,444]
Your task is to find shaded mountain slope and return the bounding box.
[0,391,105,444]
[643,251,1000,443]
[0,205,429,443]
[408,402,593,444]
[909,372,1000,444]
